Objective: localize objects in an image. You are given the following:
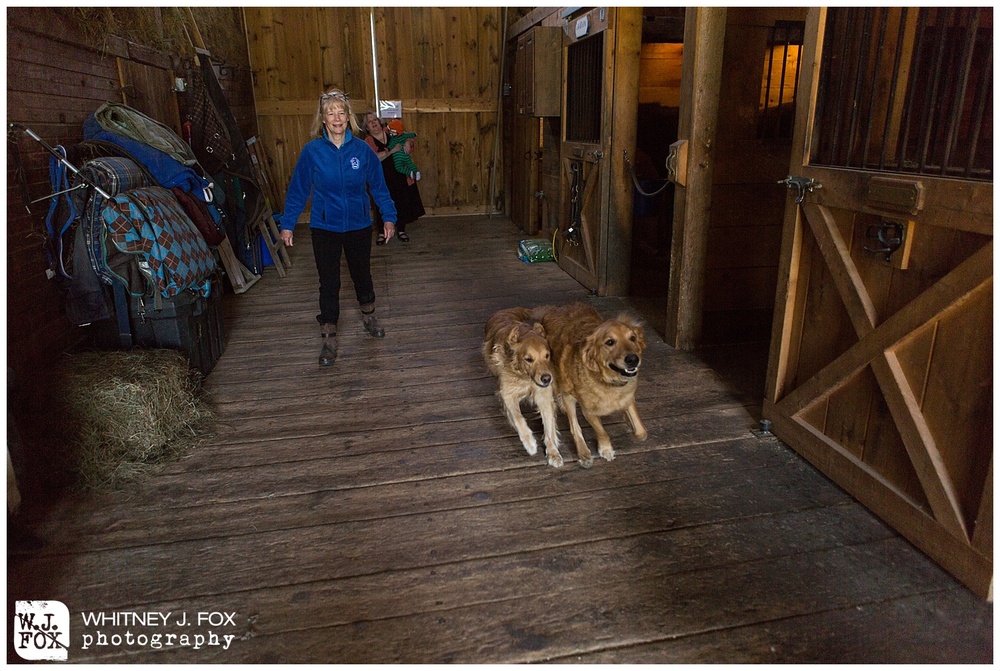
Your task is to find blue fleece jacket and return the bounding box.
[281,129,397,234]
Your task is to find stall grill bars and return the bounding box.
[813,7,992,181]
[758,21,804,141]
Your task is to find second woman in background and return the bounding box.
[364,111,425,244]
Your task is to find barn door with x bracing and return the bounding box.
[765,7,993,598]
[558,8,613,292]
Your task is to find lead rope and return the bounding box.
[623,149,670,197]
[565,161,582,246]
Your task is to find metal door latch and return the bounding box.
[778,176,822,204]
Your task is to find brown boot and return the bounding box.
[319,324,337,365]
[360,305,385,338]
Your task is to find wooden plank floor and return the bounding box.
[8,216,992,663]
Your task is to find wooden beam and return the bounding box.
[254,99,319,116]
[876,352,969,540]
[764,7,826,403]
[256,98,497,116]
[665,8,727,350]
[604,7,643,296]
[801,203,879,333]
[508,7,560,41]
[402,98,497,114]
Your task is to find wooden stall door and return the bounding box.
[557,8,612,292]
[765,8,993,598]
[557,7,641,294]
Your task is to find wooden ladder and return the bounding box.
[246,136,292,277]
[217,237,260,293]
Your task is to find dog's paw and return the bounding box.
[546,449,564,468]
[577,454,594,469]
[599,445,615,461]
[634,428,648,441]
[522,438,538,456]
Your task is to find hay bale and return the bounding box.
[52,349,212,492]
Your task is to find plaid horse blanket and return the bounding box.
[101,186,216,298]
[76,156,151,286]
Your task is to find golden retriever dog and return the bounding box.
[537,302,647,468]
[483,308,563,467]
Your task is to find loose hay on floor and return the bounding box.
[53,349,212,492]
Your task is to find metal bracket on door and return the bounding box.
[864,220,905,262]
[778,175,822,204]
[666,140,688,186]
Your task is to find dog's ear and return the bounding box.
[633,323,646,351]
[618,313,647,351]
[582,329,605,373]
[532,322,546,337]
[506,325,521,346]
[616,313,643,329]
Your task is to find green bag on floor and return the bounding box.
[518,239,554,263]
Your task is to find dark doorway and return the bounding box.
[627,8,684,337]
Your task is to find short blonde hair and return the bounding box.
[309,88,361,138]
[362,109,385,135]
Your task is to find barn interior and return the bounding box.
[6,7,992,663]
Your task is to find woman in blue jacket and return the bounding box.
[280,88,398,366]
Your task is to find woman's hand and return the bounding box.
[280,229,294,247]
[383,221,396,242]
[403,139,414,154]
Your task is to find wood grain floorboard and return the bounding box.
[8,216,991,664]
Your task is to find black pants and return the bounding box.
[311,227,375,325]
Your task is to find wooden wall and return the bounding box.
[6,8,255,487]
[244,8,503,217]
[639,43,683,107]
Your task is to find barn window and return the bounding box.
[757,20,804,141]
[565,32,604,144]
[812,7,992,181]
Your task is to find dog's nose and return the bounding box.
[540,373,552,386]
[624,353,639,369]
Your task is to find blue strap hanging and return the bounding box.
[43,146,78,279]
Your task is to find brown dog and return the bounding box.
[537,302,647,467]
[483,308,563,467]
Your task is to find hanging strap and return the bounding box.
[566,162,583,245]
[111,280,133,349]
[44,147,78,279]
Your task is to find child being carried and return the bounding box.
[386,119,420,181]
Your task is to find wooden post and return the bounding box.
[604,7,643,296]
[665,7,727,350]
